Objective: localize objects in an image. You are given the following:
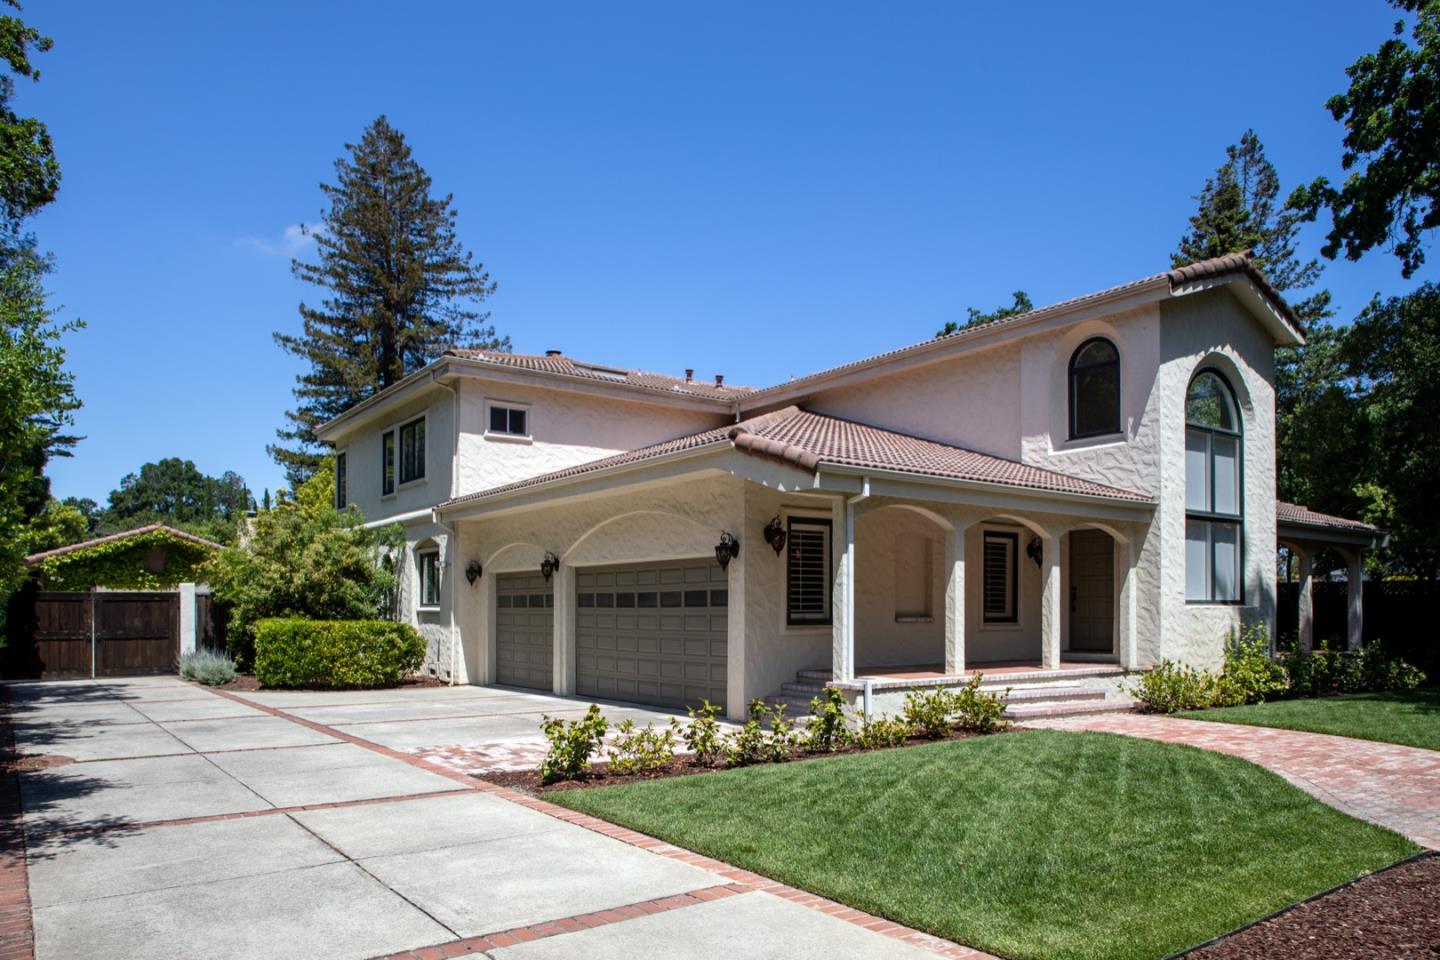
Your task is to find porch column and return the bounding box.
[1296,548,1315,654]
[178,582,198,657]
[831,496,855,683]
[1040,531,1062,670]
[944,524,966,676]
[553,563,576,695]
[1118,537,1138,669]
[1345,549,1364,651]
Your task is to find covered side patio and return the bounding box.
[1277,501,1387,652]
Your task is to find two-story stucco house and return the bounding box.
[315,252,1382,720]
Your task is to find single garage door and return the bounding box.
[576,561,727,712]
[495,573,553,690]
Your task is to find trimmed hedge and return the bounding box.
[253,618,425,689]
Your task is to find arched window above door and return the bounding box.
[1068,337,1121,438]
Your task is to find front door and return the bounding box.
[1069,530,1114,654]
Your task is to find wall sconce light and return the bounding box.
[539,551,559,582]
[714,532,740,571]
[762,516,787,556]
[1026,536,1043,568]
[464,560,483,586]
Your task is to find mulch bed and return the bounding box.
[1180,853,1440,959]
[479,727,992,796]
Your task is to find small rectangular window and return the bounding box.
[399,417,425,484]
[982,531,1017,624]
[418,551,440,607]
[487,404,530,437]
[636,591,658,608]
[787,518,832,626]
[335,452,347,509]
[382,431,395,496]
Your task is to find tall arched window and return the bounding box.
[1069,338,1120,438]
[1185,369,1242,603]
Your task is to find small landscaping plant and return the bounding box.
[951,675,1009,733]
[902,687,955,739]
[252,618,424,688]
[1136,660,1223,713]
[179,649,236,686]
[607,718,679,775]
[723,699,792,767]
[855,714,911,748]
[540,704,609,783]
[800,686,853,752]
[1221,624,1289,704]
[682,699,723,766]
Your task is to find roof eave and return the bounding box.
[815,462,1155,513]
[1170,273,1305,347]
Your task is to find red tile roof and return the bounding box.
[1276,501,1379,534]
[446,349,751,401]
[25,523,223,565]
[442,407,1152,509]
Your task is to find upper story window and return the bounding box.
[399,417,426,485]
[417,549,440,608]
[335,452,347,509]
[1184,369,1242,603]
[982,530,1018,623]
[1068,337,1121,438]
[786,517,832,626]
[487,403,529,438]
[381,430,395,496]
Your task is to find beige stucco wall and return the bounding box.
[335,389,457,525]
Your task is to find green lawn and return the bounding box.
[1180,688,1440,751]
[552,730,1414,960]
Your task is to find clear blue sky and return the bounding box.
[24,0,1430,506]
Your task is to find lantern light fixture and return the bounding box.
[540,551,559,582]
[464,560,483,586]
[1026,536,1043,569]
[762,516,787,556]
[714,532,740,571]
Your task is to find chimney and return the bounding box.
[685,368,694,383]
[545,349,562,357]
[715,374,724,387]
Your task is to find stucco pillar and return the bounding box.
[1040,533,1061,670]
[1345,549,1364,651]
[831,497,855,683]
[480,572,497,684]
[1118,537,1138,669]
[725,521,747,723]
[178,582,197,658]
[553,563,576,695]
[1295,548,1314,654]
[943,524,966,676]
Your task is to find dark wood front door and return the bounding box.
[1069,530,1115,654]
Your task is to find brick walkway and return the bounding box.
[1026,713,1440,849]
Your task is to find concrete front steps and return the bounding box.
[764,666,1138,721]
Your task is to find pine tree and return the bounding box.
[270,116,507,486]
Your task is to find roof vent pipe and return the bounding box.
[685,368,693,382]
[715,374,724,387]
[545,349,562,357]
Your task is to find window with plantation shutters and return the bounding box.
[786,518,832,626]
[983,531,1017,623]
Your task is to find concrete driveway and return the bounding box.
[5,678,970,960]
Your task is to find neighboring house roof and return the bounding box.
[1276,501,1379,535]
[441,407,1153,510]
[445,349,753,401]
[24,523,223,566]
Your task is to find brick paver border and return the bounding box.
[203,686,994,959]
[0,688,35,960]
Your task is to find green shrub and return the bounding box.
[723,700,792,767]
[682,700,723,766]
[1284,645,1427,698]
[1357,642,1428,691]
[179,649,236,686]
[607,718,678,775]
[1135,660,1222,713]
[855,715,911,749]
[952,676,1009,733]
[902,688,955,738]
[800,686,852,753]
[1223,625,1289,704]
[252,618,425,689]
[540,704,608,783]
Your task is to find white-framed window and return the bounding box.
[485,400,530,438]
[381,430,396,497]
[335,452,347,509]
[786,517,832,626]
[417,549,440,608]
[1184,369,1243,603]
[399,416,426,485]
[982,530,1018,624]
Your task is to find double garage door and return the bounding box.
[576,561,728,713]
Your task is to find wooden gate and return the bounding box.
[6,590,180,679]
